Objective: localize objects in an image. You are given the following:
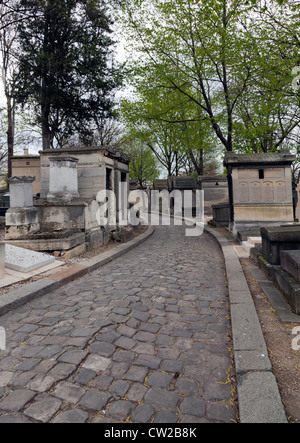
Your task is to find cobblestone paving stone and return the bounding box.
[0,225,238,423]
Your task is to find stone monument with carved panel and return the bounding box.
[224,151,296,237]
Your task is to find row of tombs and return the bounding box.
[3,146,300,316]
[4,145,135,258]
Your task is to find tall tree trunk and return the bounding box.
[175,151,179,176]
[188,149,203,176]
[41,74,51,150]
[6,94,14,178]
[2,62,15,178]
[221,0,233,152]
[41,7,51,151]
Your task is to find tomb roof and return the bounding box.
[224,151,296,166]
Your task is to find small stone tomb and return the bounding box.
[261,225,300,266]
[210,203,231,227]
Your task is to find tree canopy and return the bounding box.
[1,0,300,181]
[13,0,122,150]
[119,0,300,168]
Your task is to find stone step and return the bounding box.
[242,237,262,255]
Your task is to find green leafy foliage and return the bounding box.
[120,0,300,159]
[122,135,161,187]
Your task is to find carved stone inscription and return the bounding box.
[250,181,261,203]
[234,166,291,205]
[262,181,274,202]
[238,182,249,202]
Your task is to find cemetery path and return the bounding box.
[0,225,238,423]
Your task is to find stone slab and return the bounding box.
[246,259,300,322]
[5,207,39,227]
[8,178,35,208]
[234,350,272,375]
[85,229,105,250]
[230,302,268,353]
[237,230,262,242]
[5,244,55,273]
[261,225,300,242]
[61,243,87,259]
[210,203,230,227]
[280,250,300,283]
[238,372,287,423]
[6,232,85,252]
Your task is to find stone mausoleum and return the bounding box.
[5,145,131,257]
[224,151,296,238]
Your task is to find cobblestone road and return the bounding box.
[0,225,238,423]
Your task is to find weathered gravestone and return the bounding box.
[5,176,40,240]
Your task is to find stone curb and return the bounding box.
[0,225,155,317]
[205,225,288,424]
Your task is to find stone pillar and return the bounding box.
[0,242,5,279]
[5,176,40,240]
[47,157,80,201]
